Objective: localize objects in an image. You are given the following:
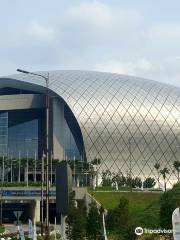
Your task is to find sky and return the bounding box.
[1,0,180,87]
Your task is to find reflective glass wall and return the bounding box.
[0,112,8,156]
[64,119,80,160]
[0,109,45,158]
[9,119,38,158]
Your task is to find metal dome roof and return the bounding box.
[1,70,180,185]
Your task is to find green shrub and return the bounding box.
[160,182,180,229]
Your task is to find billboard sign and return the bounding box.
[56,161,72,215]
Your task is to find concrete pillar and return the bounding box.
[24,167,28,182]
[53,99,64,160]
[30,200,41,223]
[61,214,67,240]
[34,200,41,223]
[77,178,79,187]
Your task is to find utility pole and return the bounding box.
[34,151,37,183]
[129,138,132,192]
[18,151,21,183]
[45,72,50,238]
[41,153,44,236]
[73,151,76,187]
[26,151,29,187]
[0,155,4,225]
[50,151,53,185]
[2,156,4,183]
[17,69,50,239]
[10,155,13,183]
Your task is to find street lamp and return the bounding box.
[17,69,50,238]
[0,155,4,225]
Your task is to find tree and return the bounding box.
[91,158,101,165]
[86,201,103,240]
[106,197,129,232]
[160,167,170,191]
[143,177,156,188]
[125,173,132,188]
[66,192,87,240]
[66,207,86,240]
[160,183,180,230]
[111,171,126,187]
[173,160,180,182]
[101,170,112,186]
[154,162,160,188]
[106,197,136,240]
[116,197,130,230]
[132,177,142,188]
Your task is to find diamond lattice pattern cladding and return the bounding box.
[7,70,180,186]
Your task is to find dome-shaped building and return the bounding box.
[0,70,180,186]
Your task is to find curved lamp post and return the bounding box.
[17,69,50,238]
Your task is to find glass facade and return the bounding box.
[0,109,44,158]
[9,119,38,158]
[0,112,8,156]
[64,119,80,160]
[64,104,82,160]
[0,107,80,160]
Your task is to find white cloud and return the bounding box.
[26,22,55,43]
[95,56,180,87]
[148,23,180,40]
[65,1,112,28]
[0,21,56,48]
[62,1,144,48]
[95,59,153,75]
[145,23,180,59]
[1,0,180,88]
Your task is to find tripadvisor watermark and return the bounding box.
[135,227,173,236]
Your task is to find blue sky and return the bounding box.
[1,0,180,86]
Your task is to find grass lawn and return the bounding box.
[93,186,131,191]
[0,225,5,234]
[90,191,162,228]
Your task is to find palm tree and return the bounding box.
[154,162,160,188]
[173,161,180,182]
[160,167,170,191]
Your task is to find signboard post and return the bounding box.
[33,223,37,240]
[172,208,180,240]
[19,224,25,240]
[102,213,108,240]
[14,211,23,225]
[28,219,33,239]
[54,217,57,240]
[56,161,72,240]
